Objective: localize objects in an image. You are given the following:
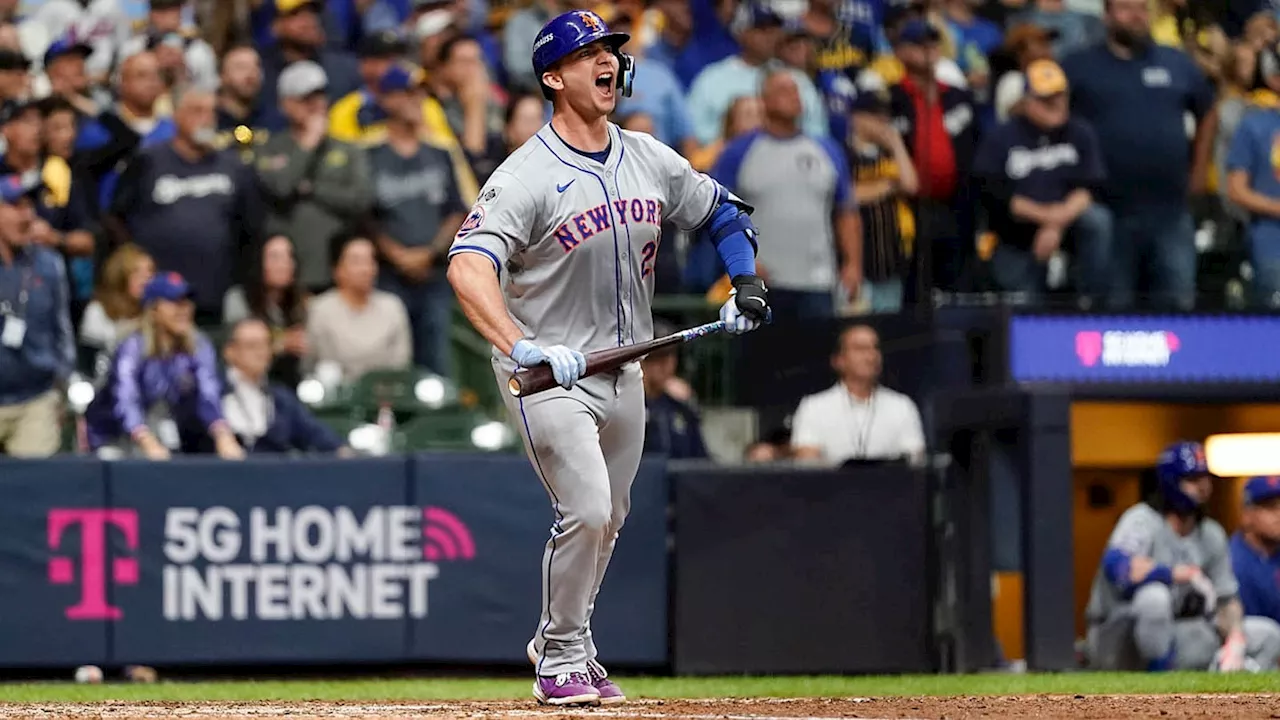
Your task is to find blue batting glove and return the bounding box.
[719,289,762,335]
[511,340,587,389]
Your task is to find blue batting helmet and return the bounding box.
[1155,441,1213,514]
[531,10,634,100]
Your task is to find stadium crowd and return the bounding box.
[0,0,1278,461]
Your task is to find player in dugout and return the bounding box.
[1083,441,1280,671]
[446,8,770,706]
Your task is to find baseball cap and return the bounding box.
[43,36,93,67]
[896,18,941,45]
[277,60,328,99]
[0,171,42,204]
[1025,58,1068,98]
[378,64,424,93]
[275,0,319,15]
[358,29,407,58]
[0,98,38,125]
[142,272,194,305]
[0,49,30,71]
[1244,476,1280,505]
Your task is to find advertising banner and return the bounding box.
[108,457,413,664]
[0,460,110,667]
[1009,314,1280,383]
[408,454,669,666]
[0,454,669,668]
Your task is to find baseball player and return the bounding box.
[446,9,770,706]
[1084,441,1280,672]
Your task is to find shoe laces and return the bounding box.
[554,672,590,687]
[586,661,607,682]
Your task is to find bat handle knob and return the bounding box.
[507,377,522,397]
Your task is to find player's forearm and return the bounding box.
[1215,597,1244,638]
[837,210,862,270]
[446,254,525,356]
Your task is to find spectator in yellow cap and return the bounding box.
[973,58,1110,307]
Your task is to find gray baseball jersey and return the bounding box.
[1082,503,1280,671]
[1086,503,1237,625]
[448,122,719,365]
[448,121,723,678]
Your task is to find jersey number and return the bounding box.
[641,234,661,278]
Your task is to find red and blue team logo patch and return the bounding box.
[456,206,485,237]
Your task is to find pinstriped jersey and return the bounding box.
[448,123,718,367]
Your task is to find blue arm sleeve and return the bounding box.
[705,134,760,278]
[1102,547,1174,595]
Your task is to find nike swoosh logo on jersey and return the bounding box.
[557,180,574,193]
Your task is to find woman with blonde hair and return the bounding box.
[79,244,155,356]
[84,272,244,460]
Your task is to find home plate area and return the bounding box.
[5,695,1280,720]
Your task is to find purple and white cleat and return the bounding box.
[532,672,600,706]
[586,659,626,704]
[527,639,626,704]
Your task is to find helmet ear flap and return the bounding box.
[616,52,635,97]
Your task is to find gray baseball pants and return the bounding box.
[1087,584,1280,670]
[496,359,645,677]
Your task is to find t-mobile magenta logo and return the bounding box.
[47,509,139,620]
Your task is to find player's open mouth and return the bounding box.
[595,73,614,98]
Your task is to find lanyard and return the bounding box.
[845,388,877,459]
[0,263,32,319]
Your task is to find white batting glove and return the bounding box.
[719,289,761,335]
[511,340,587,390]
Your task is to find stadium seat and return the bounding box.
[348,368,461,415]
[394,410,520,453]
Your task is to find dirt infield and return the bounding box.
[4,695,1280,720]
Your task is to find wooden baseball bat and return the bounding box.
[507,320,728,398]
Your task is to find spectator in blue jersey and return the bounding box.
[712,69,860,321]
[1226,57,1280,307]
[1230,476,1280,628]
[885,18,979,297]
[688,4,830,147]
[611,13,697,156]
[642,320,708,460]
[1061,0,1213,310]
[258,0,362,127]
[973,59,1110,306]
[215,44,284,137]
[85,271,245,460]
[105,89,263,325]
[217,317,349,456]
[0,172,74,458]
[1010,0,1105,59]
[367,63,465,377]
